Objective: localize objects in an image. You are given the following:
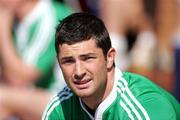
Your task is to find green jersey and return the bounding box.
[43,68,180,120]
[13,1,71,90]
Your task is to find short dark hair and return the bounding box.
[55,12,112,58]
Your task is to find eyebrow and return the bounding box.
[60,53,97,60]
[79,53,96,57]
[60,56,73,61]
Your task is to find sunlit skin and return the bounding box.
[0,0,37,20]
[58,39,116,109]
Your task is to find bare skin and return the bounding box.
[0,0,56,119]
[99,0,156,80]
[58,39,116,110]
[0,86,51,120]
[155,0,177,92]
[0,0,41,88]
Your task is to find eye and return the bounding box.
[83,56,96,61]
[61,59,75,65]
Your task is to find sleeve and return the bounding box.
[22,13,56,75]
[139,92,177,120]
[22,2,72,75]
[52,1,73,21]
[42,96,65,120]
[43,107,65,120]
[123,72,178,120]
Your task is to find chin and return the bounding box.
[75,89,94,98]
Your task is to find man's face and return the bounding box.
[58,39,108,98]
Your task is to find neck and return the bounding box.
[82,67,115,110]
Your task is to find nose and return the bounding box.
[74,61,86,80]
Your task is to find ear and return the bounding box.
[106,48,116,69]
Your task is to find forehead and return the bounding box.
[58,39,102,57]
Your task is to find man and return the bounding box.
[43,12,180,120]
[0,0,71,119]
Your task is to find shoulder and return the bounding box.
[118,72,178,120]
[120,71,176,102]
[42,86,74,119]
[121,72,160,91]
[57,86,73,99]
[122,71,151,83]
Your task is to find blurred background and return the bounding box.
[60,0,180,101]
[0,0,179,119]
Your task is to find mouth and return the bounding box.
[73,79,92,89]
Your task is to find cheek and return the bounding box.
[61,67,72,81]
[88,61,107,79]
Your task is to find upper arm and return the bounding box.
[139,92,177,120]
[123,72,177,120]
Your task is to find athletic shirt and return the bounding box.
[13,1,71,90]
[42,68,180,120]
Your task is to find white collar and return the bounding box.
[80,67,123,120]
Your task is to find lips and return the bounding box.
[73,79,92,89]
